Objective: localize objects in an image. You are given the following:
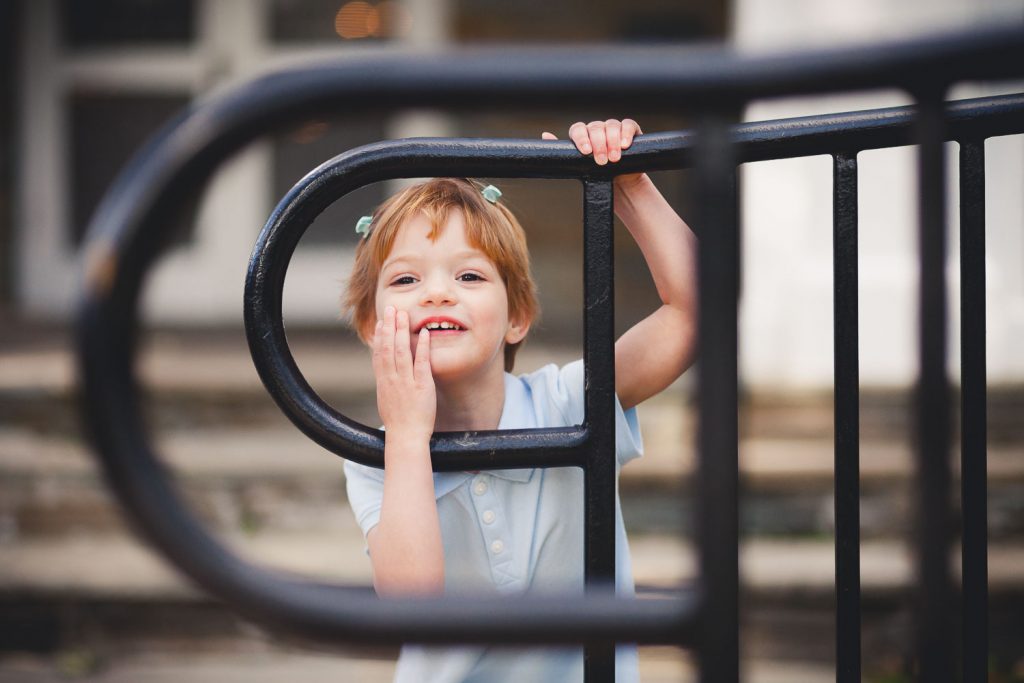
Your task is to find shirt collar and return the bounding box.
[432,372,535,498]
[487,371,535,483]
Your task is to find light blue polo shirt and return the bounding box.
[344,359,643,683]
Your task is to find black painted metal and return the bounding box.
[959,140,988,683]
[832,152,861,683]
[72,22,1024,682]
[246,94,1024,469]
[695,114,741,683]
[582,179,618,680]
[914,92,954,682]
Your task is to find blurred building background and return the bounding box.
[1,1,1023,682]
[2,0,1023,386]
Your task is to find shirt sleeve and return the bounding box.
[533,359,644,467]
[343,459,385,539]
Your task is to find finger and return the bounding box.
[586,121,609,165]
[379,306,396,374]
[394,310,413,377]
[605,119,623,162]
[621,118,643,149]
[541,131,558,140]
[414,327,432,383]
[568,122,591,155]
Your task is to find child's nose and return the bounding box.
[420,275,456,306]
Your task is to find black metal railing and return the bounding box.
[76,24,1024,683]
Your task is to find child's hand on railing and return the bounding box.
[542,119,645,189]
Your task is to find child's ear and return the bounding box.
[505,315,531,345]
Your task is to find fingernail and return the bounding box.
[596,153,607,165]
[609,150,620,162]
[581,143,592,153]
[621,137,630,147]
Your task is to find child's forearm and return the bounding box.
[556,121,698,408]
[369,431,445,596]
[614,174,697,312]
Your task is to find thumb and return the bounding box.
[541,132,558,140]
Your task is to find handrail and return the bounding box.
[245,94,1024,473]
[75,22,1024,679]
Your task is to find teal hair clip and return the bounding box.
[481,185,502,204]
[355,184,500,238]
[355,215,373,240]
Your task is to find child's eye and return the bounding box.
[457,272,484,282]
[390,275,416,286]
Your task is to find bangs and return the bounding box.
[369,183,513,280]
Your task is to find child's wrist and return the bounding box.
[613,172,650,195]
[384,426,433,449]
[613,173,656,222]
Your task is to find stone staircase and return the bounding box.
[1,326,1022,681]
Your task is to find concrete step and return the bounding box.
[3,329,1022,678]
[5,329,1024,441]
[3,423,1023,542]
[2,531,1021,677]
[5,330,1023,544]
[0,647,840,683]
[4,531,1023,598]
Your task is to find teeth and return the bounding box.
[424,321,461,331]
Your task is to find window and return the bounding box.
[69,92,196,246]
[60,0,195,48]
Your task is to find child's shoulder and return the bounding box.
[509,360,585,428]
[511,359,644,466]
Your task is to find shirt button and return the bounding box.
[473,478,488,496]
[490,539,504,554]
[482,510,496,524]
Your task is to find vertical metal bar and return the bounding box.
[959,139,988,683]
[832,152,861,683]
[695,114,740,683]
[582,179,617,682]
[913,93,954,682]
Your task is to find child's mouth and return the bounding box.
[419,319,466,335]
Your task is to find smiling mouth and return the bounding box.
[420,321,465,332]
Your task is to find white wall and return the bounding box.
[733,0,1024,388]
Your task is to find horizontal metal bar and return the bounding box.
[196,24,1023,121]
[237,579,700,648]
[271,93,1023,182]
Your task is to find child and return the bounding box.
[342,119,697,682]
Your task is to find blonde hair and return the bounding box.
[343,178,539,372]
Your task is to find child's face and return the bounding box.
[373,209,529,384]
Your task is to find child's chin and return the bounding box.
[428,362,466,380]
[428,358,486,382]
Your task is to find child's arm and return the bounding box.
[544,120,698,410]
[365,306,445,596]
